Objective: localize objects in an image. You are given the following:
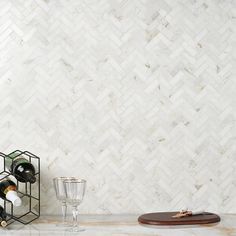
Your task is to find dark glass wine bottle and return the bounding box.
[0,175,22,207]
[0,206,7,227]
[6,151,36,184]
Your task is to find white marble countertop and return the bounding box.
[0,214,235,236]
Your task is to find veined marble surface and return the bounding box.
[0,214,235,236]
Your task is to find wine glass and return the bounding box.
[63,178,86,232]
[53,177,76,226]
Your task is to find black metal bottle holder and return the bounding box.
[0,150,40,226]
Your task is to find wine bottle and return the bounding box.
[6,151,36,184]
[0,206,7,227]
[0,175,22,207]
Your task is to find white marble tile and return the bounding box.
[0,0,235,215]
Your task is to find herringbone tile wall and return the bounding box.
[0,0,235,214]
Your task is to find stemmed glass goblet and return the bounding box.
[63,178,86,232]
[53,177,76,226]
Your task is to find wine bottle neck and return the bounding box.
[6,190,22,207]
[3,185,16,195]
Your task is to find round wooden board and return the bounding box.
[138,212,220,226]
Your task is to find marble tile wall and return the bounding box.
[0,0,235,214]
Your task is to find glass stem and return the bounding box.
[61,201,67,223]
[72,205,79,229]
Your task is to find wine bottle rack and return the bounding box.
[0,150,40,226]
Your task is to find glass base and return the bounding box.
[56,221,71,227]
[66,227,85,232]
[56,223,71,227]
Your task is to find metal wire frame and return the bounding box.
[0,150,40,226]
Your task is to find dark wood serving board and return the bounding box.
[138,212,220,226]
